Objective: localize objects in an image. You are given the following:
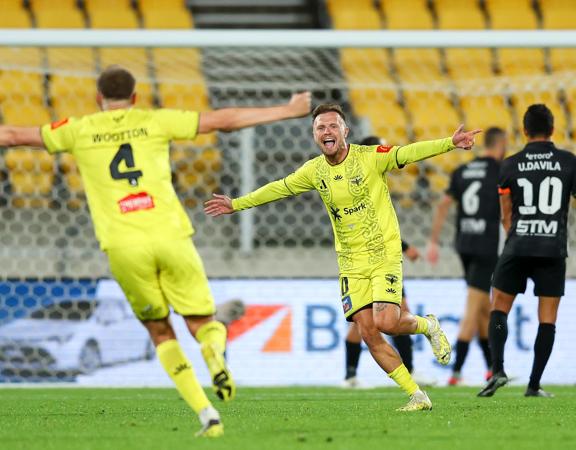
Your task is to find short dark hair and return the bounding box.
[523,104,554,138]
[484,127,506,148]
[312,103,346,122]
[97,65,136,100]
[360,136,381,146]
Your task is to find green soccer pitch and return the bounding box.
[0,387,574,450]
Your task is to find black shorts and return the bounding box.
[459,253,498,293]
[492,253,566,297]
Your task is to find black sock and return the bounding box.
[528,323,556,391]
[345,340,362,379]
[478,338,491,370]
[452,340,470,373]
[489,310,508,374]
[392,335,413,373]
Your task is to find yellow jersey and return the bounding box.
[232,138,455,276]
[41,108,199,250]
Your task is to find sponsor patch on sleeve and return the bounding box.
[50,118,69,130]
[498,187,511,195]
[376,145,393,153]
[118,192,155,214]
[342,295,352,313]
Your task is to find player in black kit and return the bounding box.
[478,105,576,398]
[427,127,507,385]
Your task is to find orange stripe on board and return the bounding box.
[263,310,292,353]
[227,305,284,341]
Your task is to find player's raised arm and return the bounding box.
[198,92,311,134]
[394,125,482,168]
[0,126,45,149]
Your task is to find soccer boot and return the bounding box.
[396,390,432,412]
[525,387,554,398]
[477,371,508,397]
[423,315,451,365]
[196,406,224,438]
[448,371,462,386]
[342,376,360,389]
[201,342,236,401]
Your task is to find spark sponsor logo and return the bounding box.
[343,203,366,215]
[118,192,155,214]
[227,305,292,352]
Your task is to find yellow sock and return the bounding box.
[196,321,227,353]
[388,364,420,396]
[156,339,211,414]
[414,316,429,334]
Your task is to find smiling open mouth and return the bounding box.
[323,138,336,149]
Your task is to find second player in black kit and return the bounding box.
[479,104,576,398]
[428,128,506,385]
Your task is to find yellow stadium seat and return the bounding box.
[4,149,55,208]
[549,49,576,72]
[485,0,538,29]
[386,171,417,208]
[50,75,97,118]
[540,0,576,29]
[459,94,512,132]
[445,49,494,80]
[340,49,394,83]
[31,0,85,28]
[1,99,51,126]
[0,72,45,102]
[152,49,203,82]
[404,91,460,140]
[98,48,150,80]
[497,49,546,76]
[59,153,85,206]
[381,0,433,29]
[0,47,43,69]
[331,6,382,29]
[0,0,32,27]
[46,48,96,74]
[86,0,139,28]
[394,49,445,82]
[436,0,486,29]
[427,171,450,194]
[159,82,210,111]
[139,0,194,29]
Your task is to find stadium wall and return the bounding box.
[1,278,574,387]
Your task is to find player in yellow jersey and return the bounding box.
[0,65,311,437]
[206,104,481,411]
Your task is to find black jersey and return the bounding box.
[447,156,501,256]
[499,141,576,258]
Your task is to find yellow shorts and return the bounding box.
[106,238,215,321]
[340,258,403,322]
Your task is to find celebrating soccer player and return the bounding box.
[0,65,311,437]
[478,105,576,398]
[427,127,507,385]
[205,103,481,411]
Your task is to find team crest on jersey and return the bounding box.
[118,192,155,214]
[351,176,363,186]
[376,145,393,153]
[50,118,69,130]
[385,274,398,285]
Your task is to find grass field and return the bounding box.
[0,386,574,450]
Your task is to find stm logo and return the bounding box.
[334,174,343,181]
[173,363,191,376]
[330,206,342,221]
[385,274,398,285]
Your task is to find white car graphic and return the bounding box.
[0,298,153,377]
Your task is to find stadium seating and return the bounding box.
[485,0,538,29]
[326,0,382,30]
[381,0,434,29]
[435,0,486,29]
[498,49,546,76]
[139,0,193,29]
[31,0,86,28]
[540,0,576,29]
[403,91,460,140]
[0,0,32,28]
[85,0,139,29]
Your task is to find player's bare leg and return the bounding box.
[478,288,515,397]
[449,287,489,385]
[525,297,560,398]
[373,302,451,366]
[142,318,223,437]
[184,315,236,402]
[353,308,431,411]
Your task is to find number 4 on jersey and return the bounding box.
[109,143,143,186]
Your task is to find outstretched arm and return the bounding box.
[395,125,481,167]
[0,126,45,148]
[426,194,454,264]
[198,92,311,134]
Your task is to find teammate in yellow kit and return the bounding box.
[206,104,480,411]
[0,66,311,436]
